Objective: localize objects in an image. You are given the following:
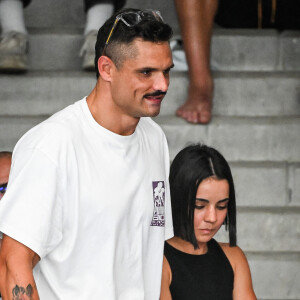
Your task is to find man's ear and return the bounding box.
[97,56,114,81]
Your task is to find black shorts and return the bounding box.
[215,0,300,30]
[84,0,126,13]
[22,0,31,8]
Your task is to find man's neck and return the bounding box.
[86,83,140,136]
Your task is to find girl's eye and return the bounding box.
[195,205,205,210]
[217,205,228,210]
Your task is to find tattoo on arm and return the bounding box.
[12,284,34,300]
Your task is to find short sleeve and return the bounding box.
[162,134,173,240]
[0,146,63,258]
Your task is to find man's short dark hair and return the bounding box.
[94,8,173,78]
[169,144,237,249]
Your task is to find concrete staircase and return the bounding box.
[0,0,300,299]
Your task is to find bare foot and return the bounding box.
[176,79,213,124]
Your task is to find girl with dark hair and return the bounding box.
[160,144,256,300]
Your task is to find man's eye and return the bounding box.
[141,70,151,76]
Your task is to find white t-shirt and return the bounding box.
[0,98,173,299]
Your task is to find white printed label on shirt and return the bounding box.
[150,181,165,227]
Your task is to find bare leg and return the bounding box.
[174,0,218,124]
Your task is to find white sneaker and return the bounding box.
[170,39,188,71]
[80,30,97,71]
[170,38,220,71]
[0,31,28,72]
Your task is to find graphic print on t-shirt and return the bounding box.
[150,181,165,227]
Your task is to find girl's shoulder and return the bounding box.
[218,242,249,272]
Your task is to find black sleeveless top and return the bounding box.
[164,239,234,300]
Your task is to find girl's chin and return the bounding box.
[195,235,213,244]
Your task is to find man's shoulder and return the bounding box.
[139,117,166,137]
[15,99,84,152]
[47,99,83,128]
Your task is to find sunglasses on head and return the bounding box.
[0,183,7,194]
[102,9,164,56]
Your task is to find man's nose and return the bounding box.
[153,72,169,92]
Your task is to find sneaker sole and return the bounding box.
[82,53,95,71]
[0,55,27,73]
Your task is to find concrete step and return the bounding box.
[231,162,298,207]
[0,72,94,117]
[156,115,300,162]
[247,252,300,299]
[1,114,299,160]
[215,207,300,252]
[24,0,180,34]
[24,0,85,31]
[14,31,300,71]
[211,30,300,71]
[1,72,299,117]
[167,72,300,116]
[27,32,83,71]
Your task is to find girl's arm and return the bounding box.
[221,243,257,300]
[160,255,172,300]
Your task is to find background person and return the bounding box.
[0,151,12,247]
[80,0,126,70]
[160,144,257,300]
[0,8,174,298]
[0,0,29,72]
[0,0,126,72]
[174,0,300,124]
[0,151,11,201]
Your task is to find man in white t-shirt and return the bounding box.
[0,8,174,299]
